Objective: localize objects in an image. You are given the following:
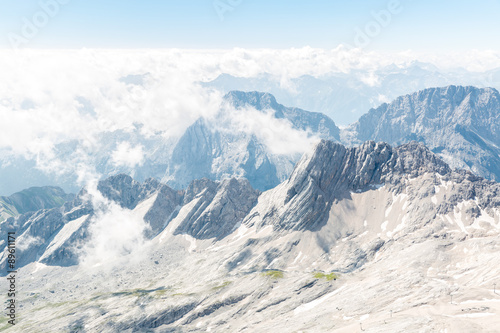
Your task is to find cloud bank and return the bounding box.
[0,47,498,194]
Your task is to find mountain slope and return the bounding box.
[0,186,73,222]
[164,91,340,191]
[243,140,452,232]
[343,85,500,181]
[2,140,500,332]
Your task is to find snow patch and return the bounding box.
[39,215,89,261]
[184,235,197,253]
[381,221,389,232]
[294,286,346,315]
[451,313,495,318]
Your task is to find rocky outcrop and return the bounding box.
[247,139,498,232]
[143,179,184,237]
[174,178,259,240]
[97,174,162,210]
[344,86,500,181]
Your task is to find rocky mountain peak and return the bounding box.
[183,178,218,204]
[287,140,449,200]
[96,174,162,209]
[165,91,340,192]
[223,91,282,113]
[175,177,259,240]
[344,85,500,181]
[253,140,453,231]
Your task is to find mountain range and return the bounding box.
[1,82,500,330]
[1,139,499,331]
[172,86,500,185]
[164,91,339,191]
[202,62,500,125]
[1,84,500,198]
[343,85,500,182]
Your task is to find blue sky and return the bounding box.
[0,0,499,50]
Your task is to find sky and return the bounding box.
[0,0,499,51]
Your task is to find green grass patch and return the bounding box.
[212,281,232,291]
[313,272,338,281]
[172,292,196,297]
[154,289,168,296]
[261,270,284,279]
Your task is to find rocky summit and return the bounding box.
[343,85,500,182]
[164,91,340,192]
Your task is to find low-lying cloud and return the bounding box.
[111,142,145,169]
[0,47,498,194]
[77,181,150,269]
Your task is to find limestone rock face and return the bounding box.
[344,86,500,181]
[174,178,259,240]
[243,139,497,232]
[165,91,340,192]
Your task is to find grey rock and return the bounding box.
[97,174,161,210]
[174,178,259,240]
[144,182,183,238]
[344,85,500,181]
[250,139,497,232]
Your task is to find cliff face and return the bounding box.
[344,86,500,181]
[243,140,454,232]
[174,178,259,240]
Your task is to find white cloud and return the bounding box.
[377,94,391,104]
[79,202,149,268]
[111,142,144,168]
[77,181,150,269]
[358,72,380,87]
[17,234,43,251]
[0,47,498,192]
[215,104,320,156]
